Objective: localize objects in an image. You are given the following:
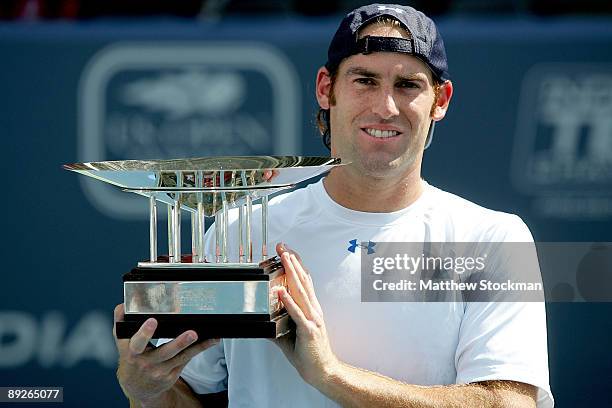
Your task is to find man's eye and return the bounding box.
[355,78,375,86]
[397,81,419,89]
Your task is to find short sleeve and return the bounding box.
[455,215,554,408]
[181,340,228,394]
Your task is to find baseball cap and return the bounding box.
[326,3,450,82]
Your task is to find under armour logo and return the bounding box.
[377,5,405,14]
[348,239,376,254]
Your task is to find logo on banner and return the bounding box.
[0,311,116,368]
[512,64,612,218]
[79,43,300,219]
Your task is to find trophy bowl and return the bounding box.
[64,156,344,339]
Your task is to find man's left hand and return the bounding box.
[272,243,339,387]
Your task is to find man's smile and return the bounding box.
[361,125,403,140]
[363,128,400,138]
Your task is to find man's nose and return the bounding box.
[372,91,400,119]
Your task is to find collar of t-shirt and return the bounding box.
[310,178,431,227]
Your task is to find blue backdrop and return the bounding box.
[1,16,611,407]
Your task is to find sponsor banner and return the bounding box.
[78,43,301,219]
[0,311,116,369]
[512,64,612,219]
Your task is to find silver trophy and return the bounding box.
[64,156,343,339]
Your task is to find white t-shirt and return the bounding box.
[181,179,554,407]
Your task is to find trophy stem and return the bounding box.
[197,202,205,263]
[246,195,253,263]
[167,204,174,261]
[172,171,182,263]
[191,211,198,261]
[149,195,157,263]
[222,200,229,263]
[195,171,205,262]
[261,195,268,261]
[215,211,222,263]
[221,170,228,263]
[238,204,244,263]
[211,171,219,262]
[171,200,182,263]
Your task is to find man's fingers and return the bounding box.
[276,243,323,320]
[291,256,323,317]
[113,303,124,341]
[281,252,314,320]
[262,169,280,181]
[151,331,199,363]
[276,242,303,263]
[277,287,308,327]
[290,254,315,296]
[128,318,158,355]
[276,242,287,256]
[285,250,323,319]
[289,254,309,288]
[277,244,309,291]
[291,255,323,317]
[114,303,125,323]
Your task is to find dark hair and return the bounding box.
[316,67,338,150]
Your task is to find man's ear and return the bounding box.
[432,80,453,121]
[316,66,332,109]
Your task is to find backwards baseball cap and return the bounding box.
[326,3,450,82]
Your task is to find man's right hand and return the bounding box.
[113,304,219,407]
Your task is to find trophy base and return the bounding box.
[115,312,294,340]
[116,256,293,339]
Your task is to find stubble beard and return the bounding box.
[347,132,422,179]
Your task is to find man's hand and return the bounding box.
[270,246,538,408]
[272,243,339,387]
[113,304,218,407]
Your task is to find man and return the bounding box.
[114,4,554,407]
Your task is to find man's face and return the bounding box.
[318,25,450,179]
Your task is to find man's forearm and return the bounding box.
[316,361,536,408]
[129,378,202,408]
